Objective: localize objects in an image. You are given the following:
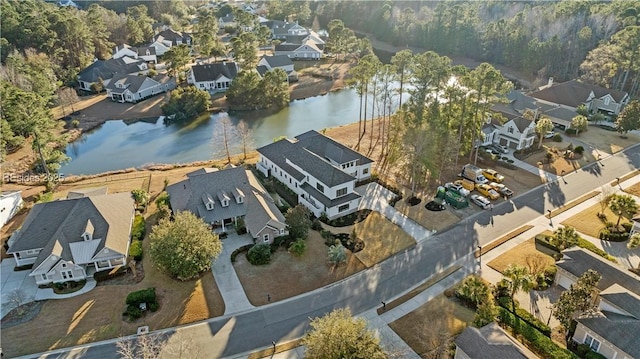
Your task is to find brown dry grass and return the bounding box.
[1,217,225,358]
[353,212,416,268]
[487,238,557,274]
[624,181,640,197]
[234,231,366,306]
[479,225,534,257]
[389,294,475,358]
[574,127,640,154]
[561,203,632,238]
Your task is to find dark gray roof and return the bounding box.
[256,65,269,77]
[577,314,640,357]
[155,28,191,44]
[454,323,532,358]
[261,55,293,68]
[190,62,238,82]
[557,248,640,295]
[295,130,373,165]
[511,117,534,133]
[77,58,146,83]
[8,192,134,268]
[530,80,628,107]
[274,43,300,52]
[105,73,152,94]
[507,90,539,112]
[301,183,360,208]
[166,167,285,237]
[600,284,640,319]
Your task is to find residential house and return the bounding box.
[530,79,630,116]
[167,166,288,243]
[150,28,192,56]
[218,13,236,29]
[489,104,536,150]
[7,192,135,285]
[0,191,23,230]
[112,44,157,63]
[274,39,323,60]
[454,322,538,359]
[270,20,309,40]
[257,55,298,82]
[187,62,239,93]
[555,248,640,359]
[256,130,373,219]
[105,73,176,103]
[77,57,149,92]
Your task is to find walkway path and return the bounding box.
[211,234,255,315]
[35,278,96,301]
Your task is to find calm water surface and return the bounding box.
[61,89,384,175]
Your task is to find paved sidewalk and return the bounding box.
[211,234,255,315]
[506,151,558,183]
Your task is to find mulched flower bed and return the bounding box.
[1,301,44,329]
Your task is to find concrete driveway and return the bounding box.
[1,258,37,318]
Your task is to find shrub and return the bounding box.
[71,119,80,128]
[496,296,551,336]
[578,238,618,262]
[155,192,170,207]
[553,133,563,141]
[247,243,272,265]
[235,217,247,235]
[565,128,577,135]
[585,351,607,359]
[598,229,629,242]
[124,305,142,320]
[622,222,633,232]
[574,146,584,155]
[288,239,306,257]
[148,301,159,312]
[311,218,323,231]
[129,240,143,261]
[126,288,157,306]
[576,344,591,357]
[131,215,146,241]
[497,308,577,359]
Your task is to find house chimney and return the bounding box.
[548,77,553,87]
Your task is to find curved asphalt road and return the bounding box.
[26,145,640,359]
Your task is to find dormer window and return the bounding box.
[236,196,243,204]
[202,192,215,210]
[61,263,67,268]
[217,191,230,207]
[222,199,229,207]
[82,219,94,241]
[146,49,150,56]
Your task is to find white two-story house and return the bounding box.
[256,130,373,219]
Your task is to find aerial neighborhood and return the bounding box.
[2,1,640,358]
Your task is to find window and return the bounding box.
[508,127,514,134]
[61,270,73,280]
[337,187,347,197]
[338,204,349,212]
[604,97,610,105]
[263,234,270,242]
[316,183,324,192]
[584,334,601,352]
[280,229,285,234]
[41,274,47,281]
[363,168,369,174]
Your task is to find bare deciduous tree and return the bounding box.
[236,120,252,160]
[212,115,237,164]
[7,289,27,316]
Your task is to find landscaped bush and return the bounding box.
[497,308,578,359]
[585,351,607,359]
[574,146,584,155]
[288,239,306,256]
[247,243,272,265]
[126,288,157,307]
[124,305,142,321]
[311,218,323,231]
[598,228,630,242]
[553,133,563,141]
[230,244,253,263]
[323,210,371,227]
[565,128,578,135]
[577,238,617,262]
[155,192,170,207]
[131,215,146,241]
[129,240,143,261]
[235,217,247,235]
[496,297,551,336]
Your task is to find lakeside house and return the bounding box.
[7,191,134,285]
[112,44,157,63]
[530,79,630,116]
[187,62,239,93]
[77,57,149,92]
[257,55,298,82]
[256,130,373,219]
[105,73,176,103]
[150,28,192,56]
[167,166,288,243]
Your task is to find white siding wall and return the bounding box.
[573,323,628,359]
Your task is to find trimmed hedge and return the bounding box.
[126,288,156,306]
[496,297,551,336]
[577,238,617,262]
[598,228,630,242]
[498,307,578,359]
[131,215,146,241]
[129,240,143,261]
[231,244,253,263]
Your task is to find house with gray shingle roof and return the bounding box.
[187,62,239,93]
[77,57,149,92]
[555,248,640,359]
[454,322,538,358]
[7,192,134,285]
[257,55,297,82]
[166,166,287,243]
[112,44,157,63]
[105,73,176,103]
[256,130,373,219]
[530,79,629,116]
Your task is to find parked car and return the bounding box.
[483,169,505,183]
[444,182,471,197]
[454,179,476,191]
[488,182,514,197]
[470,194,491,209]
[544,131,556,139]
[482,146,499,155]
[490,144,509,154]
[476,183,501,200]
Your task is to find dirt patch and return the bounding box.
[561,203,632,238]
[624,181,640,197]
[487,238,557,274]
[352,212,416,268]
[573,126,640,155]
[234,231,366,306]
[389,293,475,358]
[0,217,225,358]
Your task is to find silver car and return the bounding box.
[470,194,491,209]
